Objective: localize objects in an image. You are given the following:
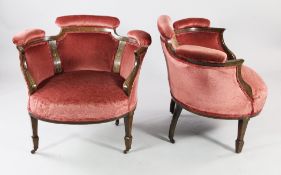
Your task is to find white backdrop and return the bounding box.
[0,0,280,175]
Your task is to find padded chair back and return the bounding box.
[173,18,224,51]
[55,15,120,72]
[175,30,224,51]
[12,15,123,85]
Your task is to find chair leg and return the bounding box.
[169,103,183,143]
[123,111,134,154]
[170,99,175,114]
[115,119,119,126]
[235,117,250,153]
[30,116,39,154]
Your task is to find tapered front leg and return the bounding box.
[235,117,250,153]
[169,103,183,143]
[30,116,39,154]
[170,99,175,114]
[115,119,119,126]
[123,111,134,154]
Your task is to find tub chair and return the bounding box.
[157,15,267,153]
[12,15,151,154]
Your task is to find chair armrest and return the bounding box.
[12,29,45,46]
[122,47,148,96]
[127,30,152,47]
[157,15,175,39]
[12,29,46,94]
[13,29,57,95]
[121,30,151,96]
[175,45,227,63]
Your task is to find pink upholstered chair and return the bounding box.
[157,15,267,153]
[12,15,151,154]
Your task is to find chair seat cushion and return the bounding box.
[28,70,133,123]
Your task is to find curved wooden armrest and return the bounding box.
[235,60,253,100]
[123,47,148,96]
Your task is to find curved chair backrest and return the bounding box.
[55,15,121,73]
[158,15,235,59]
[157,15,254,115]
[173,18,224,51]
[13,15,151,93]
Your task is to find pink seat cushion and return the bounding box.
[28,70,134,123]
[175,45,227,63]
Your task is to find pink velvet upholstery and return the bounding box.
[56,15,120,28]
[12,29,45,45]
[158,15,267,119]
[157,16,224,52]
[173,18,210,29]
[157,15,174,39]
[161,41,267,118]
[128,30,152,47]
[175,45,227,63]
[57,32,119,72]
[176,31,224,51]
[29,70,132,123]
[12,15,151,124]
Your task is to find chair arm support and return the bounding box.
[13,28,50,95]
[17,49,37,94]
[236,63,253,100]
[122,47,148,96]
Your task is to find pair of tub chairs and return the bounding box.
[12,15,267,154]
